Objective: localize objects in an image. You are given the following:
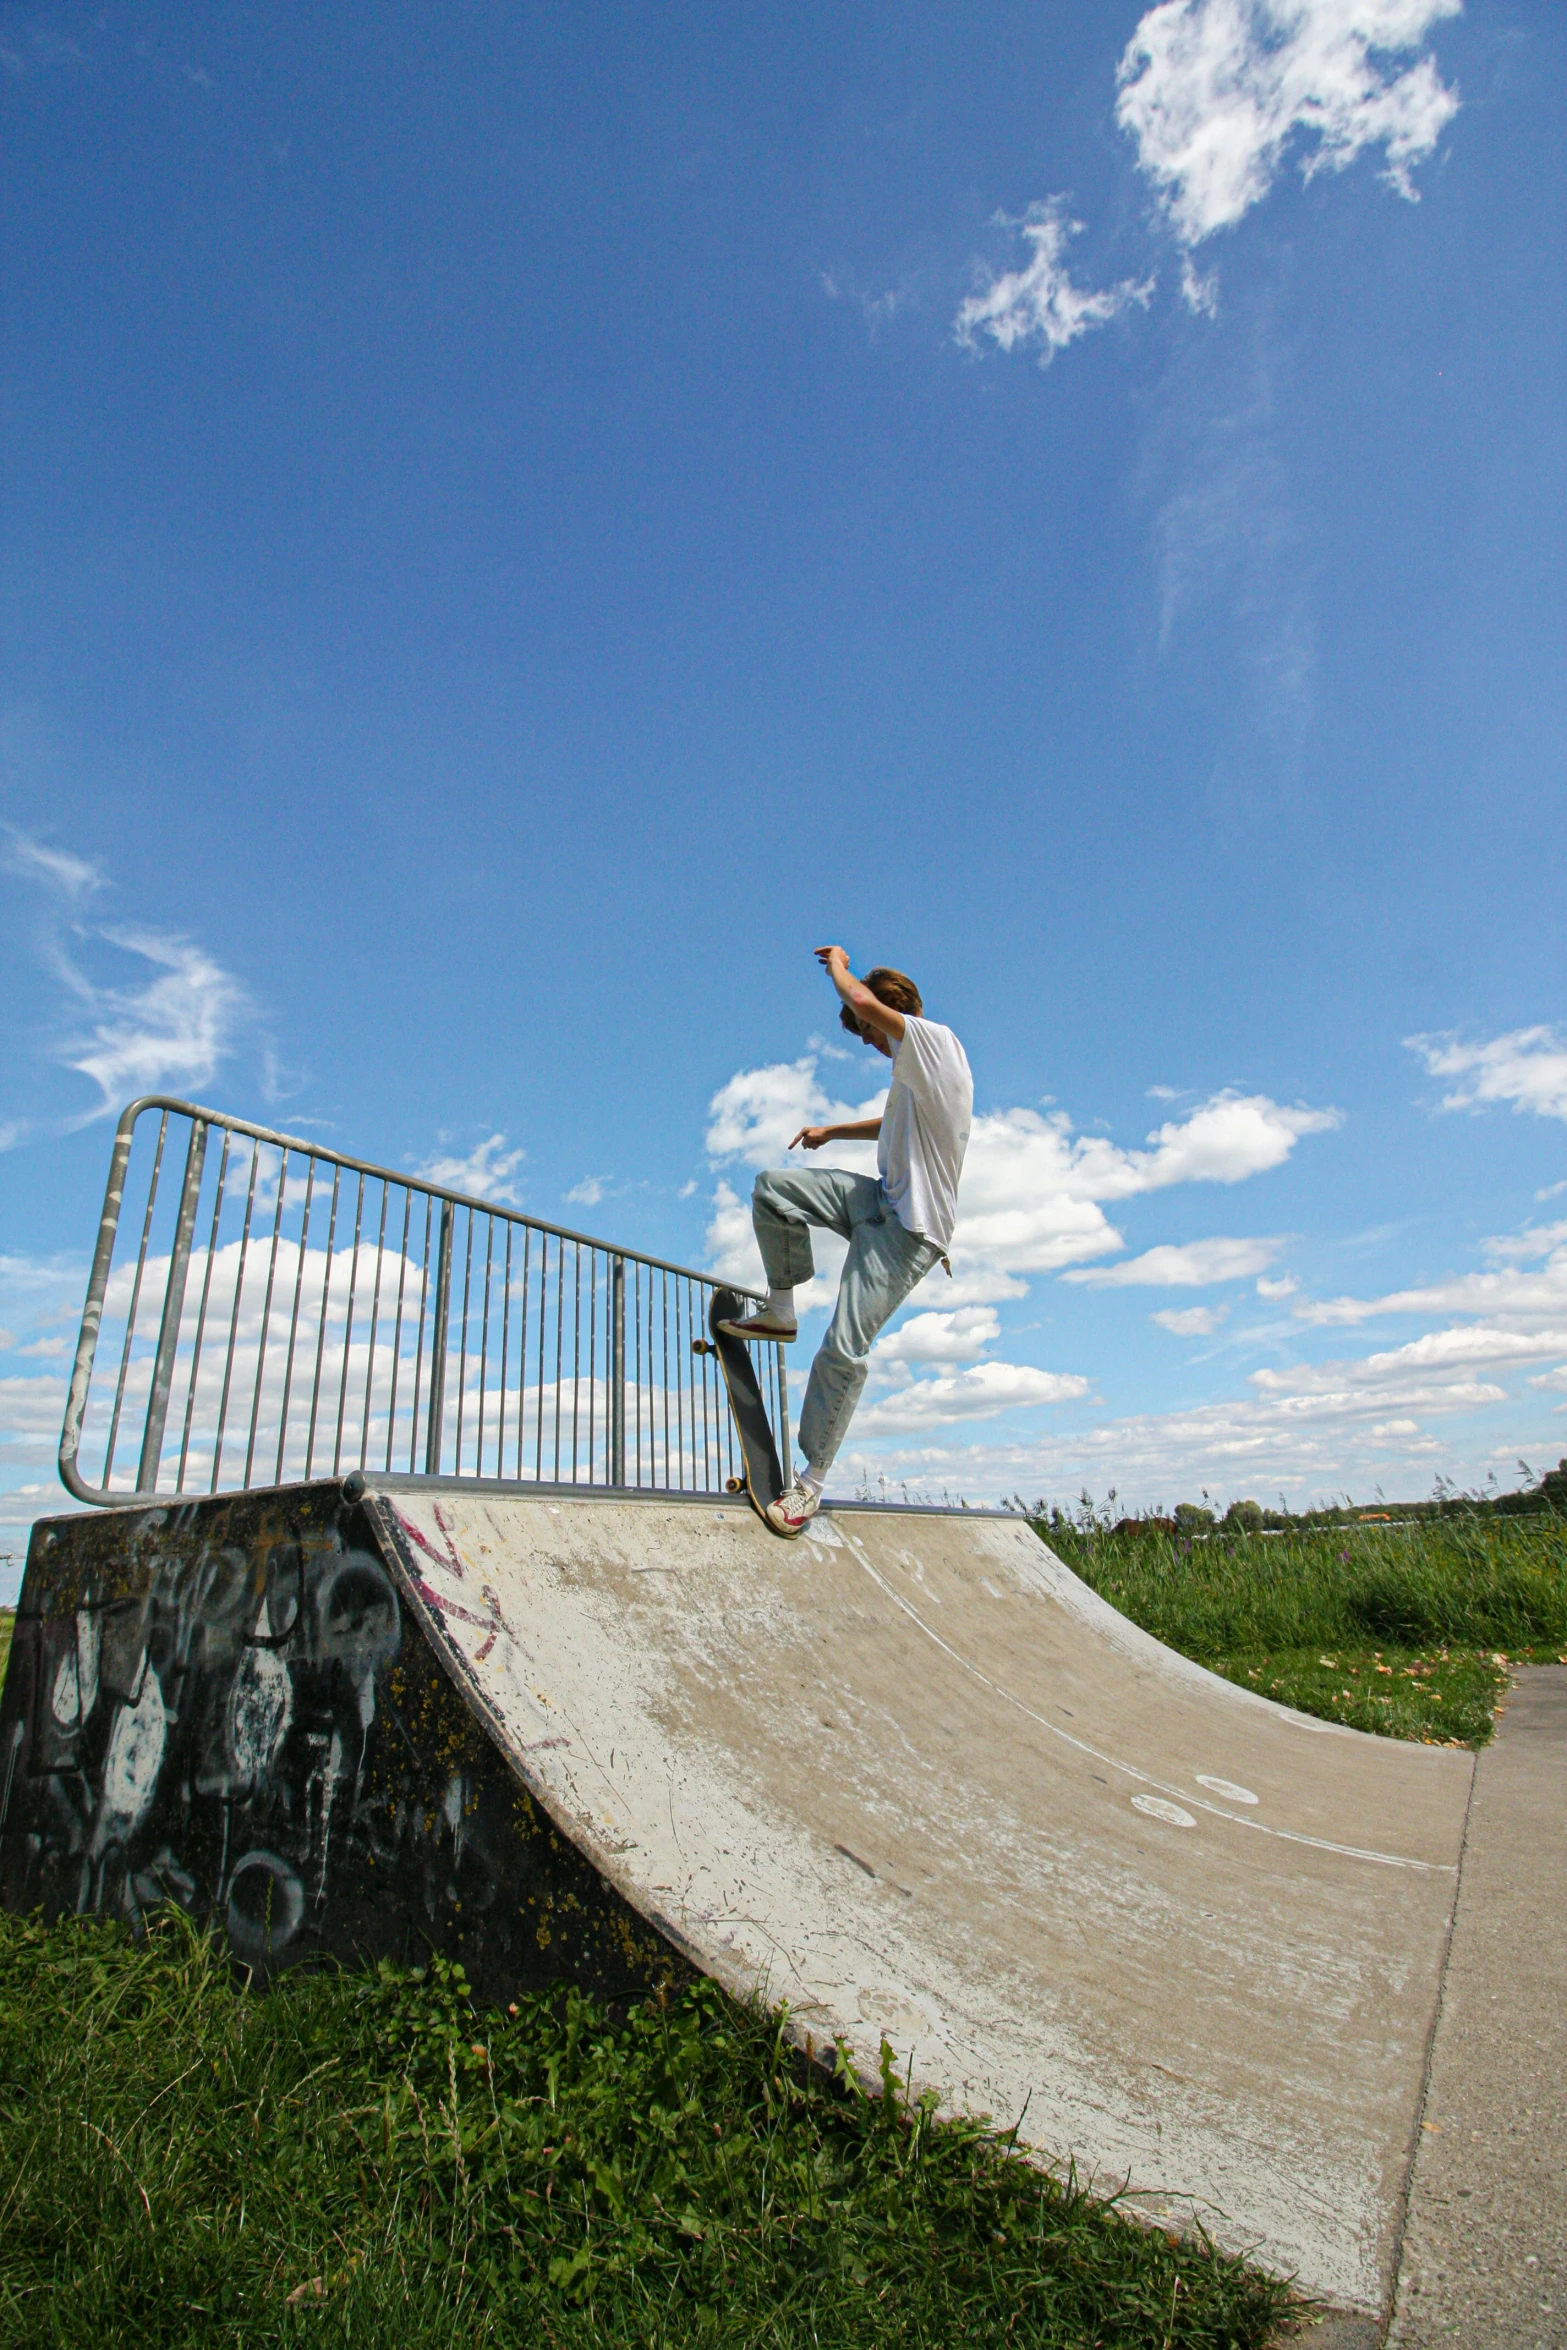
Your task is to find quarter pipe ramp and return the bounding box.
[0,1478,1472,2317]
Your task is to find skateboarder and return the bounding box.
[719,946,972,1536]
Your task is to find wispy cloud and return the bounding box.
[64,927,247,1111]
[1117,0,1462,255]
[565,1176,607,1209]
[1407,1026,1567,1124]
[4,831,251,1120]
[1063,1235,1283,1288]
[955,202,1154,365]
[1294,1222,1567,1331]
[416,1134,525,1206]
[1,828,102,899]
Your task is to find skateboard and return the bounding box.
[694,1288,786,1526]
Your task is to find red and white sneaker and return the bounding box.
[765,1479,820,1537]
[716,1311,797,1342]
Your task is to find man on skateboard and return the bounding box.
[719,946,973,1536]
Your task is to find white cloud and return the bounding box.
[1256,1271,1299,1298]
[930,1267,1030,1306]
[0,1373,70,1445]
[855,1361,1089,1436]
[1179,253,1220,314]
[1259,1324,1567,1386]
[1407,1026,1567,1124]
[875,1307,1001,1367]
[1116,1091,1340,1187]
[957,1093,1333,1276]
[1,827,102,898]
[565,1176,606,1209]
[955,202,1154,364]
[1064,1235,1282,1287]
[1152,1304,1229,1335]
[1481,1221,1567,1264]
[416,1134,524,1206]
[1295,1225,1567,1330]
[64,926,247,1110]
[1116,0,1462,248]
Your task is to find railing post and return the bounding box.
[424,1200,454,1475]
[610,1254,626,1486]
[59,1108,140,1503]
[137,1119,209,1494]
[776,1351,791,1488]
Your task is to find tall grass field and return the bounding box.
[0,1509,1561,2344]
[1037,1509,1567,1747]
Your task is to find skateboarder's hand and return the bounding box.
[790,1125,831,1151]
[814,944,850,977]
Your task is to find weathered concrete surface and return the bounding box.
[366,1482,1473,2314]
[1387,1666,1567,2350]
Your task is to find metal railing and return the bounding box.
[59,1098,788,1509]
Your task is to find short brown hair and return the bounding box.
[841,965,923,1035]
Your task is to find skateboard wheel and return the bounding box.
[692,1339,713,1356]
[726,1477,745,1494]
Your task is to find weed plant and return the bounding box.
[0,1911,1289,2350]
[1035,1513,1567,1745]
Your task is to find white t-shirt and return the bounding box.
[877,1015,973,1251]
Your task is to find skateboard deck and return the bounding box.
[695,1288,786,1525]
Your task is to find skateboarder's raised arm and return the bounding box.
[814,943,906,1045]
[789,946,901,1149]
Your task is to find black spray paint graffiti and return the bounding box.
[0,1486,682,2004]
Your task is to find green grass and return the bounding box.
[1037,1514,1567,1747]
[0,1911,1291,2350]
[0,1613,11,1685]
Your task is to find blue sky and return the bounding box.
[2,0,1563,1578]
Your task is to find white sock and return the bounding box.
[765,1286,796,1324]
[799,1463,824,1499]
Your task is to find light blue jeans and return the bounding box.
[751,1167,942,1477]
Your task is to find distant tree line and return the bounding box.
[1009,1458,1567,1536]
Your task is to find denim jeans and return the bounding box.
[751,1167,942,1476]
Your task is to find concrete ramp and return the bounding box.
[0,1481,1473,2317]
[368,1482,1470,2314]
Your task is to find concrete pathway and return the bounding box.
[1386,1666,1567,2348]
